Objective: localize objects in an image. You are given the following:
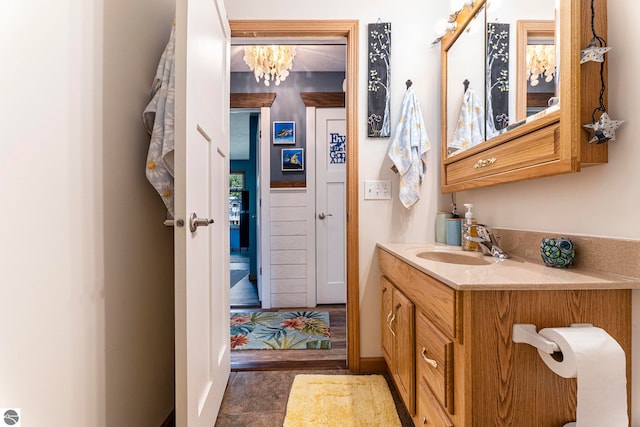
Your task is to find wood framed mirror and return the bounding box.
[440,0,609,193]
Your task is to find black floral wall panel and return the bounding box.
[367,22,391,138]
[487,22,510,133]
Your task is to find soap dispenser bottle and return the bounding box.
[461,203,478,251]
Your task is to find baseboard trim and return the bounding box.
[359,357,387,373]
[160,409,175,427]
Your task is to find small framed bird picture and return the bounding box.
[273,121,295,145]
[281,148,304,171]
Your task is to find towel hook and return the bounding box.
[406,79,412,89]
[463,79,469,93]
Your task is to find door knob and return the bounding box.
[189,212,214,232]
[318,212,333,219]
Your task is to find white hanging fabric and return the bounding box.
[449,87,485,153]
[387,86,431,209]
[142,21,176,217]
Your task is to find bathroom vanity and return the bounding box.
[378,242,639,426]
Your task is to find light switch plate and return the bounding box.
[364,180,391,200]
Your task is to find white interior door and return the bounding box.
[174,0,230,425]
[315,108,346,304]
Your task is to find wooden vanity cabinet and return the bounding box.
[379,248,632,426]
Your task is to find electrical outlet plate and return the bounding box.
[364,180,391,200]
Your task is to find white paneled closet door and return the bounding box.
[174,0,230,424]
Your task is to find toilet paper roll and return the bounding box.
[538,326,628,427]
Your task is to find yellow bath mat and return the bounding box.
[283,374,402,427]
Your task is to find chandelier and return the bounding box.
[526,44,556,87]
[242,45,296,87]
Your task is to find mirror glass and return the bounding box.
[485,0,557,139]
[445,0,558,158]
[516,19,556,121]
[446,6,486,157]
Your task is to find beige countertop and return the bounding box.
[377,242,640,291]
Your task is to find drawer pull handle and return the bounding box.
[422,416,427,426]
[473,157,496,169]
[421,347,438,368]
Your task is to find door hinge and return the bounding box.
[260,267,262,275]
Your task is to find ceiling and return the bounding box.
[230,44,346,73]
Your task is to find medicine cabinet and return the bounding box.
[441,0,608,192]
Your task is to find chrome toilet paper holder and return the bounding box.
[512,323,593,354]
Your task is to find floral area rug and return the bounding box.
[230,311,331,350]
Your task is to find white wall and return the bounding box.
[225,0,640,422]
[103,0,176,425]
[1,0,175,425]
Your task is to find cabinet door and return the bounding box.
[393,287,415,415]
[381,277,394,365]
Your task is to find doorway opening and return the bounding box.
[228,21,358,370]
[229,20,359,372]
[228,103,348,369]
[229,111,260,308]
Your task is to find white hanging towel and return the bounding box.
[449,87,485,152]
[142,21,176,217]
[388,86,431,209]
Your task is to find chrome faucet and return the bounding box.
[465,225,510,259]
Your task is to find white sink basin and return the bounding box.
[416,251,491,266]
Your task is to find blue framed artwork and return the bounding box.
[273,121,295,144]
[281,148,304,171]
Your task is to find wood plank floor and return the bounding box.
[230,304,347,371]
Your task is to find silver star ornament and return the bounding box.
[580,40,612,64]
[582,112,624,144]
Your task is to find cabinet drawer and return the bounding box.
[416,377,454,427]
[379,249,458,338]
[446,123,559,184]
[416,310,454,414]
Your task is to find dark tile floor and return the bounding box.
[214,369,414,426]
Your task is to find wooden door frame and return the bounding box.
[230,20,360,372]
